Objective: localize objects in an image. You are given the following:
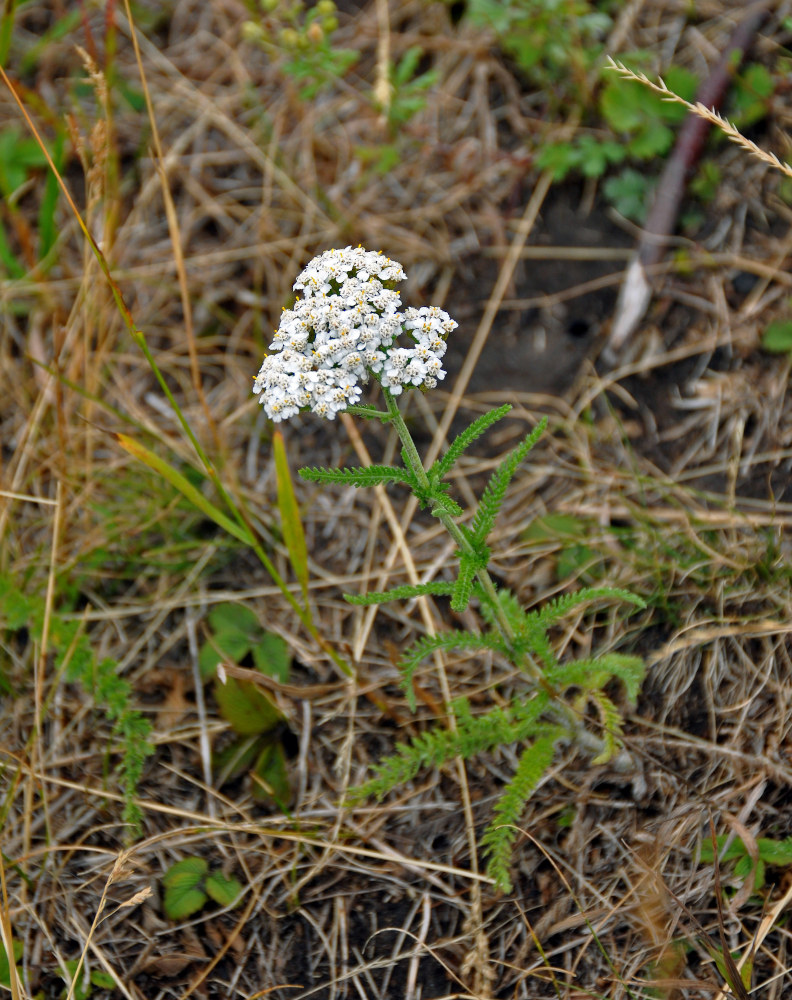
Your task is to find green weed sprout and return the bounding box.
[242,0,357,101]
[253,247,646,891]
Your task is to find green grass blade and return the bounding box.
[115,433,252,546]
[273,430,311,608]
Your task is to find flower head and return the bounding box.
[253,247,457,421]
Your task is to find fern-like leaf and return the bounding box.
[521,616,558,671]
[348,726,462,801]
[429,488,464,518]
[535,586,646,628]
[429,404,512,482]
[401,630,508,710]
[469,417,547,546]
[585,689,624,765]
[299,465,416,488]
[450,552,477,613]
[350,692,553,802]
[481,731,562,892]
[343,581,455,606]
[547,653,645,702]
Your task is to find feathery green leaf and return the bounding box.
[481,732,562,892]
[450,552,478,613]
[400,630,509,710]
[470,417,547,546]
[586,689,623,764]
[350,693,553,802]
[429,488,464,518]
[299,464,415,488]
[430,404,512,482]
[547,653,645,702]
[535,586,646,627]
[344,581,455,606]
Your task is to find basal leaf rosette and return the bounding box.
[253,247,457,422]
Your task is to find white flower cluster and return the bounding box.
[253,247,457,421]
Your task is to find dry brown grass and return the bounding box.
[3,0,792,997]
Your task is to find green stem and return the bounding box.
[382,389,535,676]
[381,389,606,748]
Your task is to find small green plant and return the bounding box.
[161,856,243,920]
[700,833,792,897]
[0,937,22,989]
[58,960,115,1000]
[761,315,792,355]
[252,247,646,891]
[727,62,775,131]
[379,47,440,132]
[354,47,441,175]
[464,0,615,101]
[199,602,292,808]
[242,0,358,100]
[536,61,698,222]
[0,124,64,276]
[0,574,153,831]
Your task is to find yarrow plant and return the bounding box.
[254,247,646,891]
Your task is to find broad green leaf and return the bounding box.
[205,871,243,908]
[626,121,673,159]
[214,676,281,735]
[251,631,291,682]
[700,836,746,863]
[274,430,310,605]
[199,627,252,681]
[251,740,291,807]
[208,602,261,638]
[162,857,208,920]
[162,856,208,885]
[0,937,22,988]
[91,971,117,989]
[757,836,792,865]
[762,320,792,354]
[63,959,91,1000]
[115,434,252,545]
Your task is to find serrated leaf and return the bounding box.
[450,553,477,613]
[470,417,547,546]
[274,431,310,605]
[430,404,511,481]
[343,581,455,606]
[205,871,243,908]
[251,740,291,807]
[162,856,208,886]
[214,676,281,735]
[299,464,414,487]
[162,857,208,920]
[251,631,290,682]
[626,121,673,159]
